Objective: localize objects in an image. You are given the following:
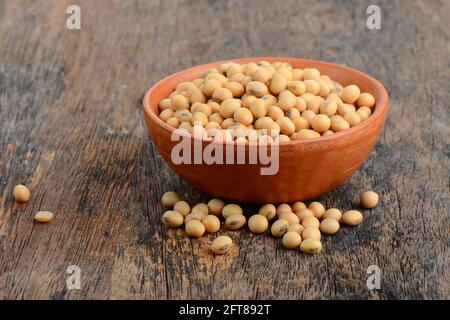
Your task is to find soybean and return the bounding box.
[300,238,323,254]
[207,198,225,216]
[276,203,292,216]
[34,211,54,223]
[185,211,206,224]
[248,214,269,234]
[282,231,302,249]
[271,219,289,238]
[185,220,206,237]
[342,210,363,226]
[192,203,209,215]
[320,218,340,235]
[165,116,179,127]
[310,114,331,133]
[269,74,287,95]
[302,216,320,229]
[278,212,300,225]
[258,204,276,221]
[13,185,30,203]
[357,92,375,108]
[308,202,326,219]
[341,85,361,104]
[323,208,342,221]
[202,215,221,233]
[287,223,304,235]
[173,201,190,217]
[291,201,306,212]
[210,236,233,254]
[302,227,321,240]
[360,191,379,208]
[246,81,268,97]
[161,191,180,208]
[295,208,315,222]
[278,90,296,111]
[163,210,184,228]
[225,214,247,230]
[222,203,243,218]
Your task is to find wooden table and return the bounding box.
[0,0,448,300]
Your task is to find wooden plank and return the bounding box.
[0,0,448,299]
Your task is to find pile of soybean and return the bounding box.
[161,191,379,255]
[158,61,376,144]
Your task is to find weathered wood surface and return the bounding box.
[0,0,448,300]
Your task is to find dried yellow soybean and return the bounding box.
[322,208,342,221]
[341,85,361,104]
[185,220,206,237]
[258,204,276,221]
[302,227,321,240]
[282,231,302,249]
[302,216,320,229]
[308,202,326,219]
[162,210,184,228]
[225,214,247,230]
[300,238,323,254]
[276,203,292,216]
[13,185,30,203]
[342,210,363,226]
[161,191,180,208]
[248,214,269,234]
[210,236,233,255]
[320,99,338,116]
[304,79,320,95]
[207,198,225,216]
[185,211,206,224]
[277,90,296,111]
[202,215,221,233]
[246,81,268,97]
[331,117,350,132]
[276,117,296,136]
[249,99,268,118]
[360,191,379,208]
[303,68,321,81]
[271,219,289,238]
[287,223,305,235]
[222,203,243,218]
[267,106,284,121]
[292,117,309,131]
[269,74,287,95]
[278,212,300,225]
[234,107,254,126]
[320,218,340,235]
[344,111,362,127]
[287,81,306,95]
[191,203,208,214]
[213,88,233,101]
[295,208,315,222]
[291,201,306,212]
[166,117,179,129]
[34,211,54,223]
[173,201,190,217]
[357,92,375,108]
[291,129,321,140]
[171,94,189,110]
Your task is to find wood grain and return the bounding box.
[0,0,448,299]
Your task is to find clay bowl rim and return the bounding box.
[143,57,389,147]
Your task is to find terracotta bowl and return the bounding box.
[143,57,389,204]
